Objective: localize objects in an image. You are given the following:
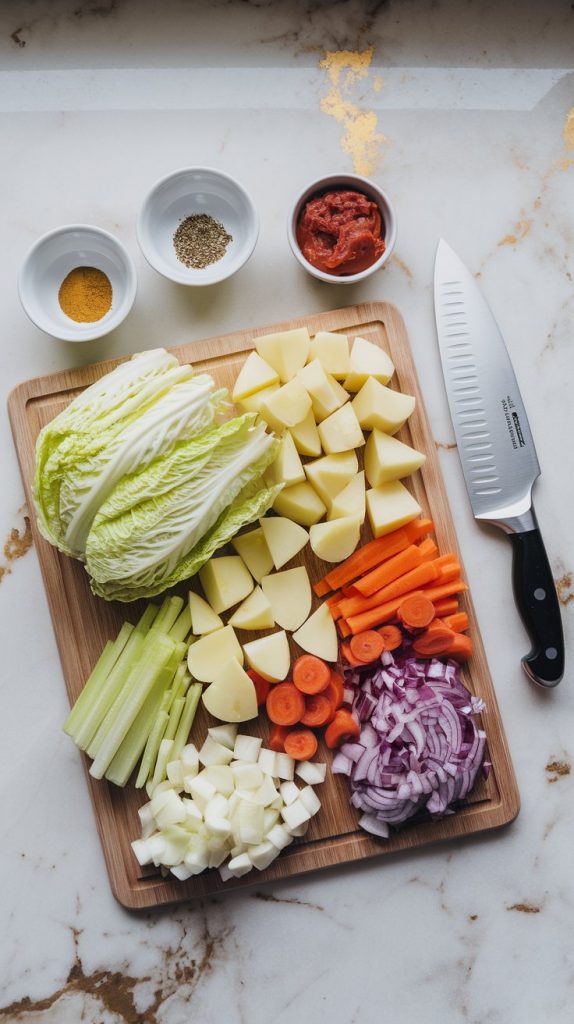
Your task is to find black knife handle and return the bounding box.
[509,528,564,687]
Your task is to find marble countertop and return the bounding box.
[1,1,573,1021]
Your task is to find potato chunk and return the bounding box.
[309,516,362,563]
[308,331,350,379]
[327,471,366,522]
[255,327,311,383]
[304,451,358,506]
[318,403,365,454]
[199,556,253,614]
[352,378,415,434]
[264,431,305,487]
[272,482,326,527]
[289,408,322,457]
[259,378,312,431]
[232,351,279,402]
[364,429,426,487]
[366,481,421,537]
[231,527,274,583]
[344,335,395,391]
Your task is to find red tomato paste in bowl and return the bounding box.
[296,189,385,276]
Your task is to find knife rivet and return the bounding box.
[545,647,558,660]
[534,588,546,601]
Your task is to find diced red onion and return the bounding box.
[337,654,487,837]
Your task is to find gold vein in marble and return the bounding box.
[0,506,32,585]
[563,107,574,151]
[498,217,531,247]
[319,47,386,176]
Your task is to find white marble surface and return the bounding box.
[1,1,573,1021]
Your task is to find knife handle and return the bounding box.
[509,527,564,687]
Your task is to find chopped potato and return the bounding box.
[242,630,291,682]
[292,603,338,662]
[261,566,312,631]
[364,428,426,487]
[259,516,309,569]
[231,528,273,583]
[344,335,395,392]
[328,471,366,522]
[272,482,326,527]
[232,351,279,402]
[255,328,310,383]
[309,516,362,563]
[264,431,305,488]
[304,450,358,506]
[259,378,312,431]
[199,556,254,614]
[202,658,258,723]
[366,481,421,537]
[318,403,365,454]
[289,408,322,457]
[297,359,345,422]
[187,626,244,683]
[189,592,223,635]
[228,586,275,630]
[236,383,279,415]
[352,378,415,434]
[308,331,350,379]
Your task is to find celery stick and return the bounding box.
[87,637,186,759]
[149,596,184,636]
[135,710,169,789]
[168,605,192,643]
[164,697,185,744]
[171,683,202,762]
[69,603,159,748]
[150,737,174,791]
[104,647,184,787]
[64,630,130,739]
[73,627,146,751]
[89,635,176,780]
[166,664,189,710]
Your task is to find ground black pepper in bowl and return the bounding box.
[173,214,233,269]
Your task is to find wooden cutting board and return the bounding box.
[8,302,519,909]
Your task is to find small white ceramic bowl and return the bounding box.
[18,225,137,342]
[287,173,397,284]
[137,167,259,286]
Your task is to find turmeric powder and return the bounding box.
[58,266,112,323]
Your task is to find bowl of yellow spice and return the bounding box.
[18,225,137,342]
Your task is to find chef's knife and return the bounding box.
[433,239,564,688]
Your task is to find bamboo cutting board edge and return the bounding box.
[7,301,520,910]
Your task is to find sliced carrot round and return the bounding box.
[284,728,318,761]
[247,668,271,707]
[350,630,385,664]
[268,723,290,752]
[324,709,360,749]
[324,670,344,710]
[292,655,330,695]
[301,693,333,728]
[378,624,403,652]
[266,682,305,726]
[397,593,435,631]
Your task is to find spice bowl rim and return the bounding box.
[136,166,259,287]
[287,172,397,284]
[18,223,137,342]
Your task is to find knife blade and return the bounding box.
[433,239,564,687]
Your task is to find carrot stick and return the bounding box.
[397,594,435,630]
[284,729,318,761]
[412,620,455,657]
[423,580,468,603]
[350,630,386,663]
[428,561,461,585]
[292,655,330,695]
[378,624,404,651]
[313,519,434,595]
[347,594,421,634]
[339,561,441,618]
[266,683,306,726]
[444,633,474,662]
[432,597,459,616]
[324,709,361,749]
[416,538,439,561]
[440,612,469,633]
[301,693,334,727]
[352,544,423,597]
[337,618,351,638]
[268,724,290,752]
[314,579,331,598]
